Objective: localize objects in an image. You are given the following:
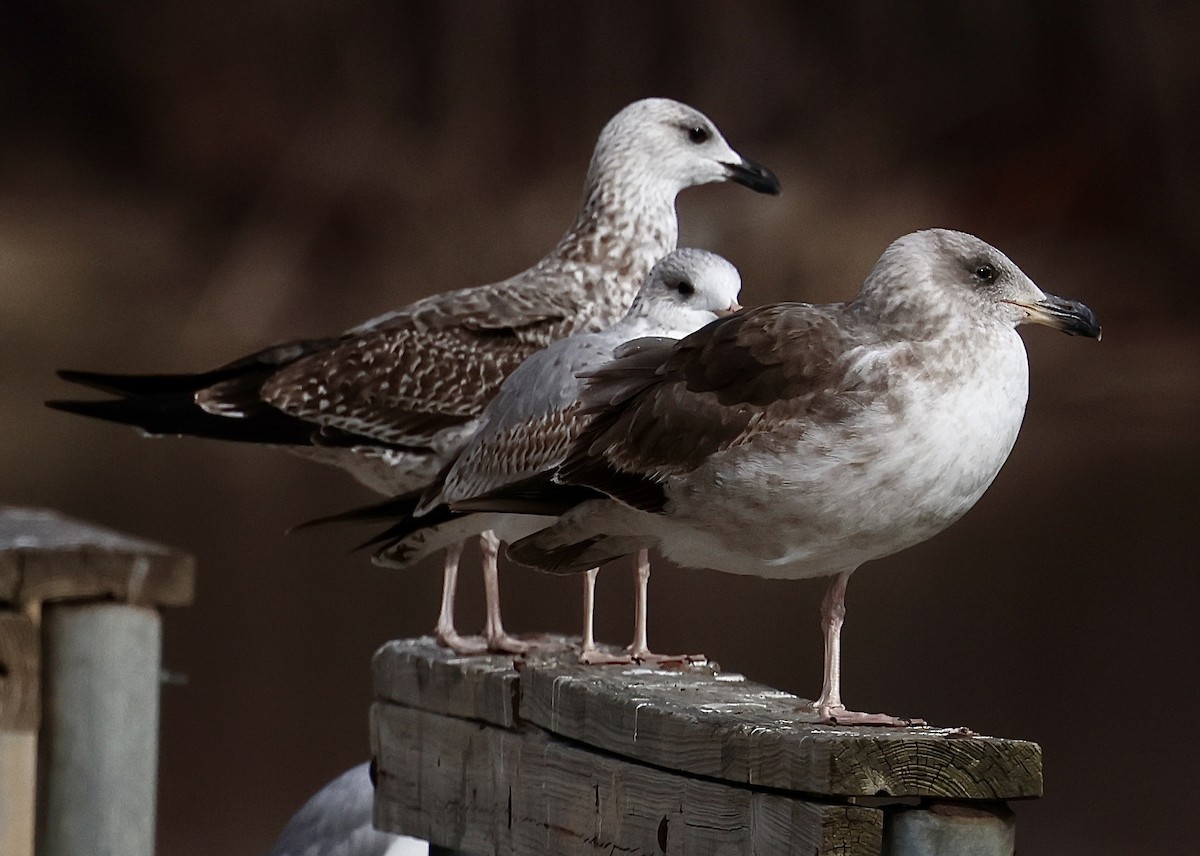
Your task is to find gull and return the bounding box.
[265,762,428,856]
[493,229,1100,725]
[47,98,780,654]
[369,249,742,664]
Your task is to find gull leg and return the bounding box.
[579,567,638,665]
[578,568,624,664]
[627,548,653,660]
[805,570,924,727]
[480,529,532,654]
[623,549,705,666]
[433,542,487,655]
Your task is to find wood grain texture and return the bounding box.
[0,611,39,731]
[0,508,194,608]
[372,636,522,729]
[372,703,883,856]
[0,731,36,856]
[518,660,1043,800]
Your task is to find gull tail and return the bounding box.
[290,491,425,534]
[47,338,348,446]
[46,390,335,446]
[506,529,641,574]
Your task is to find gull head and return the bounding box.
[865,229,1102,340]
[590,98,781,197]
[628,248,743,331]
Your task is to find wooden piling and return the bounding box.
[0,507,193,856]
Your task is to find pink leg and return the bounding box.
[578,568,621,664]
[433,542,487,655]
[479,529,532,654]
[627,548,653,659]
[805,570,923,727]
[623,549,705,666]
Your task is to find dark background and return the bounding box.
[3,2,1197,854]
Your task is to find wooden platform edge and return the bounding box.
[0,508,195,608]
[372,702,884,856]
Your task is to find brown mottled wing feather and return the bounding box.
[559,303,852,512]
[242,279,590,446]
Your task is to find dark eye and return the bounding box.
[686,125,711,144]
[973,263,998,284]
[674,278,695,296]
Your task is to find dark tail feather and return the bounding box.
[360,503,462,552]
[46,394,336,446]
[56,368,219,398]
[289,491,424,534]
[290,491,465,555]
[448,473,598,517]
[45,396,188,432]
[54,338,338,399]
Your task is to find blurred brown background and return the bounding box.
[2,1,1197,854]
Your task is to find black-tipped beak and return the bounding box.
[724,156,781,195]
[1006,293,1102,340]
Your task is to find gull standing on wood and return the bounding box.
[368,249,742,663]
[48,98,781,654]
[490,229,1100,724]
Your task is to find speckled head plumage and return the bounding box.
[860,229,1101,340]
[584,98,781,203]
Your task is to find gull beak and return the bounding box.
[716,301,743,317]
[1005,293,1102,340]
[723,156,782,195]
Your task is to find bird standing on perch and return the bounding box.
[48,98,781,655]
[468,229,1099,725]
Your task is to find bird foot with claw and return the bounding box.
[805,703,926,727]
[490,633,569,656]
[578,647,636,666]
[626,647,708,667]
[435,628,490,656]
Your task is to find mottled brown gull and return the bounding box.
[368,249,742,664]
[47,98,780,654]
[487,229,1100,725]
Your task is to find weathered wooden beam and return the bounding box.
[372,638,1043,856]
[374,703,883,855]
[373,638,520,729]
[0,507,194,608]
[518,661,1042,799]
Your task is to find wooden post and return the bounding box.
[0,611,39,856]
[0,507,194,856]
[38,604,162,856]
[371,638,1043,856]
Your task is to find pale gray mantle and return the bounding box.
[372,638,1038,855]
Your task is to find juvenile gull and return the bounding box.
[492,229,1099,725]
[371,249,742,663]
[47,98,780,654]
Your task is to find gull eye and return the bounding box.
[674,278,695,297]
[973,263,998,284]
[686,125,711,144]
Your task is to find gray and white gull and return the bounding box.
[48,98,780,654]
[369,248,742,663]
[476,229,1099,725]
[265,762,429,856]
